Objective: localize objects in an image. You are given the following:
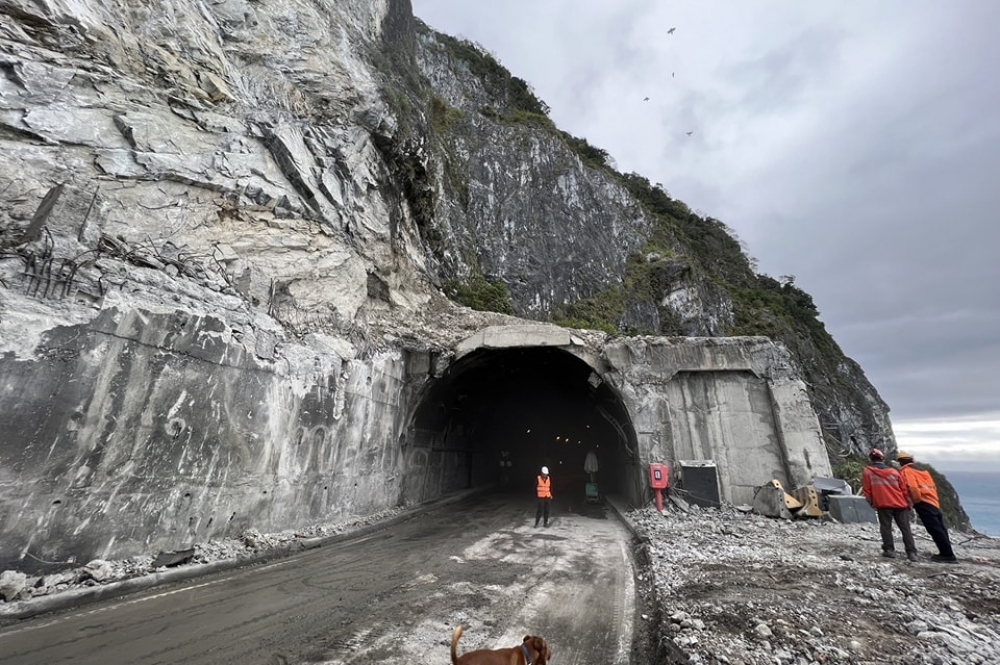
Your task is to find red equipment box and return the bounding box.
[649,463,669,489]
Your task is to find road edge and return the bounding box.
[0,488,485,623]
[604,495,690,665]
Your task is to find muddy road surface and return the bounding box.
[0,490,640,664]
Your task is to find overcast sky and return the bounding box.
[410,0,1000,472]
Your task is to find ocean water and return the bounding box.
[942,471,1000,537]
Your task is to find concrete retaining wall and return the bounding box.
[0,306,458,572]
[603,336,832,506]
[0,317,832,572]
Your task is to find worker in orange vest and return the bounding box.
[862,448,917,561]
[535,466,553,528]
[897,451,957,563]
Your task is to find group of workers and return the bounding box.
[523,449,960,564]
[862,449,957,563]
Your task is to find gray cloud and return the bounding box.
[411,1,1000,467]
[723,26,846,115]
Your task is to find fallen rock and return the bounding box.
[41,571,78,588]
[152,549,195,568]
[0,570,27,602]
[82,560,113,583]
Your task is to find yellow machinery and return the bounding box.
[753,479,841,520]
[753,479,802,519]
[790,485,824,518]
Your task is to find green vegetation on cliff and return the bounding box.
[551,288,623,335]
[434,32,550,118]
[443,274,515,315]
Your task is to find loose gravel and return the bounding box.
[626,501,1000,665]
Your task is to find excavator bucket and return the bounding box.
[753,479,802,519]
[790,485,824,518]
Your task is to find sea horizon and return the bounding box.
[937,469,1000,538]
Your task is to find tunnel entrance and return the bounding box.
[406,345,640,505]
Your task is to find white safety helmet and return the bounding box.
[541,466,549,475]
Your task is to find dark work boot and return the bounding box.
[907,552,918,562]
[931,554,958,563]
[881,550,895,559]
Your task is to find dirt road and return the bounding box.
[0,490,640,664]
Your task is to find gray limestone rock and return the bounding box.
[0,570,27,602]
[82,560,113,583]
[0,0,927,580]
[40,571,78,589]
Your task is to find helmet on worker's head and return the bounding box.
[541,466,549,475]
[869,448,884,462]
[896,450,914,463]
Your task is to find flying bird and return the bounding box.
[686,131,694,136]
[667,27,676,34]
[643,96,650,101]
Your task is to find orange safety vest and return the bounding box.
[862,464,910,509]
[536,475,552,499]
[900,464,940,508]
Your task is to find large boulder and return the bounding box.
[0,570,27,601]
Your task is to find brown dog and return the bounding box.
[450,625,552,665]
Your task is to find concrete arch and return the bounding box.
[453,324,602,368]
[402,326,640,505]
[400,328,832,511]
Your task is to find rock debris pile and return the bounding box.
[0,507,404,611]
[627,503,1000,665]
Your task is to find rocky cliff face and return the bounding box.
[0,0,925,570]
[0,0,484,570]
[404,20,896,459]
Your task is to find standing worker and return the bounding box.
[535,466,552,528]
[897,451,958,563]
[584,449,599,484]
[862,448,918,561]
[499,450,512,484]
[584,449,600,503]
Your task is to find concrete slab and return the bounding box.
[828,495,877,524]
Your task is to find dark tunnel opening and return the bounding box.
[407,346,641,505]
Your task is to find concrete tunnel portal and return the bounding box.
[408,344,641,505]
